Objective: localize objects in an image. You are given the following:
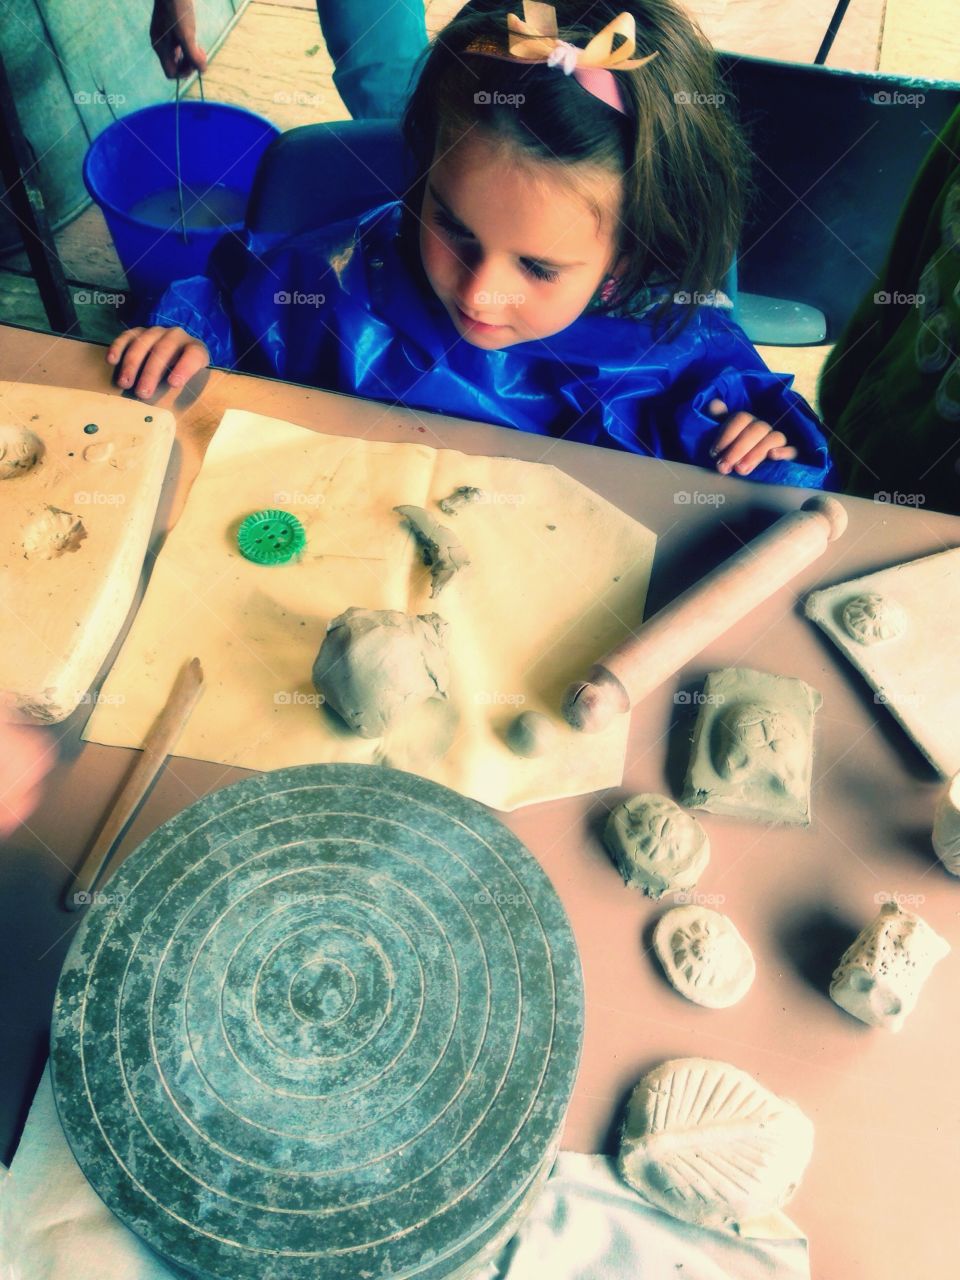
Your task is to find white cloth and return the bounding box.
[1,1070,809,1280]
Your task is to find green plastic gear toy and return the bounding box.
[236,510,306,565]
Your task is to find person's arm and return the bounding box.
[150,0,208,78]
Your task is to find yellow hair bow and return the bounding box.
[506,2,659,73]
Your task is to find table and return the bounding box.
[2,322,958,1280]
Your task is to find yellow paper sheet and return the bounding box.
[84,410,657,810]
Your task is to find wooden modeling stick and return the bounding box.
[65,658,205,909]
[562,496,848,733]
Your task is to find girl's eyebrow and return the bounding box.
[427,183,585,270]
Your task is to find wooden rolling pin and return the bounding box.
[562,496,848,733]
[64,658,205,910]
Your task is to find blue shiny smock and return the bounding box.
[150,199,837,490]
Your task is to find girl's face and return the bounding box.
[419,130,624,349]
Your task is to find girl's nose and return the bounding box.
[459,256,510,313]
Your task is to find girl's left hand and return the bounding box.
[706,399,798,476]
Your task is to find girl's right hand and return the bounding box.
[107,326,210,400]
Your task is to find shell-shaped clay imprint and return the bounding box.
[712,701,804,795]
[840,592,907,645]
[653,905,755,1008]
[618,1057,814,1228]
[603,794,710,898]
[22,506,87,559]
[0,424,43,478]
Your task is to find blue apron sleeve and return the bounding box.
[663,311,839,490]
[148,274,238,369]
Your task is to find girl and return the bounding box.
[110,0,835,487]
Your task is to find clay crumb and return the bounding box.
[394,505,470,597]
[438,486,483,516]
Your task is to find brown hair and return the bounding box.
[403,0,752,327]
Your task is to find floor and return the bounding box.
[1,0,958,407]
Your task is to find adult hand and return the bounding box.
[150,0,208,78]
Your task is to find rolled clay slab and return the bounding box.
[829,901,950,1031]
[603,794,709,898]
[618,1057,814,1229]
[680,667,821,826]
[653,905,755,1008]
[932,770,960,876]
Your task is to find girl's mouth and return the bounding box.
[455,305,509,334]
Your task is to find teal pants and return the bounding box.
[316,0,428,119]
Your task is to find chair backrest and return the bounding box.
[721,53,960,339]
[245,119,413,238]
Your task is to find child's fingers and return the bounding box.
[716,419,771,473]
[706,398,727,418]
[167,342,210,388]
[115,327,166,389]
[134,331,193,398]
[107,327,144,367]
[731,430,791,475]
[711,411,758,461]
[768,445,798,461]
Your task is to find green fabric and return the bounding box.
[818,105,960,515]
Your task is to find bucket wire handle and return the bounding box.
[174,72,188,243]
[173,64,203,243]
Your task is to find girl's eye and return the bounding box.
[522,260,561,284]
[433,210,469,240]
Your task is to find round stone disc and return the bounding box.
[51,764,583,1280]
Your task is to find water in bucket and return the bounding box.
[129,184,248,231]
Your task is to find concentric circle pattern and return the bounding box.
[51,765,584,1280]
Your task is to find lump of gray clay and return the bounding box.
[603,793,710,898]
[0,424,43,479]
[312,607,449,738]
[505,711,556,758]
[438,486,484,516]
[394,505,470,597]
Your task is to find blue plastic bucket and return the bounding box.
[83,101,280,299]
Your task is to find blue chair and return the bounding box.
[718,52,960,343]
